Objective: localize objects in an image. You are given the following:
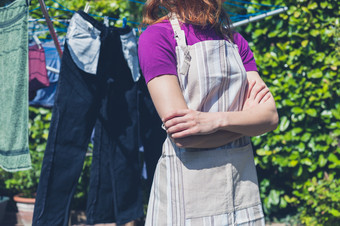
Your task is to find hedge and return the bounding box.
[239,0,340,224]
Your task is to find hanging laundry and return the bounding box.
[29,44,50,100]
[33,11,143,226]
[0,0,31,172]
[137,76,166,191]
[30,40,64,107]
[120,29,141,82]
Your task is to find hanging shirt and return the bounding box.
[29,44,50,100]
[30,40,64,108]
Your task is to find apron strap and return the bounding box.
[169,14,191,77]
[169,14,187,51]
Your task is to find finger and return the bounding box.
[260,92,271,104]
[249,83,266,100]
[247,80,256,98]
[162,109,190,122]
[164,115,191,129]
[171,128,196,139]
[166,122,192,134]
[254,88,270,103]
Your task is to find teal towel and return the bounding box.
[0,0,31,172]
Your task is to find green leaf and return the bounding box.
[306,108,317,117]
[318,154,327,167]
[293,11,301,18]
[330,209,340,217]
[301,158,313,166]
[290,160,299,167]
[268,189,281,206]
[291,107,304,114]
[279,116,290,131]
[320,2,328,9]
[310,29,320,37]
[297,142,306,152]
[308,70,323,78]
[331,109,340,120]
[328,153,339,163]
[296,165,303,177]
[308,2,318,10]
[292,128,303,136]
[301,40,309,47]
[257,149,272,156]
[301,133,312,142]
[332,129,340,136]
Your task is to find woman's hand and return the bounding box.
[162,109,220,139]
[243,80,271,110]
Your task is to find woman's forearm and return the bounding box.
[172,130,243,149]
[219,98,279,136]
[164,97,278,140]
[147,73,278,149]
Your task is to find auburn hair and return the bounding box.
[142,0,234,42]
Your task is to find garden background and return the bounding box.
[0,0,339,225]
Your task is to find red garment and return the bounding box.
[29,44,50,100]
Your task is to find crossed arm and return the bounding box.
[147,71,279,148]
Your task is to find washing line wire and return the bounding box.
[125,0,283,9]
[46,0,270,24]
[233,10,274,18]
[50,0,69,10]
[29,6,41,12]
[30,0,286,28]
[226,0,283,8]
[232,6,288,27]
[127,0,145,4]
[48,0,140,25]
[224,1,265,11]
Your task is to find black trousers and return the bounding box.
[138,77,166,193]
[33,12,143,226]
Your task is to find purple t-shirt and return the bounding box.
[138,20,257,83]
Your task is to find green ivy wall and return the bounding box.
[239,0,340,224]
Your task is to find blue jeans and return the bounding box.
[33,11,143,226]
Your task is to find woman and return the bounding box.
[138,0,279,225]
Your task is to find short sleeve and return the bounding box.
[138,25,178,83]
[233,33,258,72]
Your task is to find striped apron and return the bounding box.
[145,15,265,226]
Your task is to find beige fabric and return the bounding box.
[145,15,265,226]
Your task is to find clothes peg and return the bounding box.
[33,34,42,49]
[84,2,90,13]
[104,16,109,27]
[122,17,127,28]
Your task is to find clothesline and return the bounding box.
[227,0,282,8]
[233,7,288,27]
[29,0,287,27]
[29,0,141,25]
[30,0,287,59]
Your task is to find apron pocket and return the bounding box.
[229,145,261,209]
[180,144,260,219]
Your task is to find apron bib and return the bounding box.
[145,15,265,226]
